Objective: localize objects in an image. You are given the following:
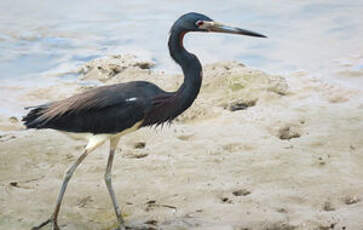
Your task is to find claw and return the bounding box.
[31,218,59,230]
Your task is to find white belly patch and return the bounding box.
[62,120,143,152]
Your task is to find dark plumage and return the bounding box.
[26,12,266,230]
[24,82,162,133]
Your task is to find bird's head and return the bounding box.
[171,12,266,38]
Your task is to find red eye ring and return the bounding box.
[196,20,204,26]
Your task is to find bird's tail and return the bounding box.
[22,104,51,129]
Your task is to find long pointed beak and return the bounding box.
[201,21,267,38]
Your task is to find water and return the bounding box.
[0,0,362,115]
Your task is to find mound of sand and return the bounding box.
[0,54,362,230]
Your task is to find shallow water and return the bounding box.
[0,0,362,115]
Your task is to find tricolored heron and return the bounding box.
[23,12,266,230]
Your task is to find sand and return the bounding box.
[0,55,362,230]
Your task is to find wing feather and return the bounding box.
[22,81,163,133]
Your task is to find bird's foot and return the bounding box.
[31,217,60,230]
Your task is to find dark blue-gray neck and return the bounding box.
[168,29,202,111]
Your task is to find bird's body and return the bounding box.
[24,12,265,230]
[24,81,168,133]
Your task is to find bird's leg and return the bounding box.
[32,149,89,230]
[32,138,106,230]
[104,136,126,230]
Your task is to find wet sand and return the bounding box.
[0,56,362,230]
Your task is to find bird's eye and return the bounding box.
[196,20,204,27]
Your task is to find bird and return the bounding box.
[23,12,266,230]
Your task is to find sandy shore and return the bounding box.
[0,55,362,230]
